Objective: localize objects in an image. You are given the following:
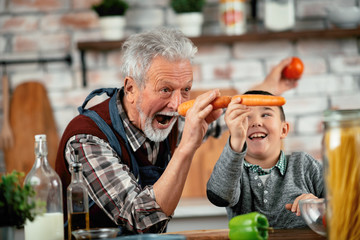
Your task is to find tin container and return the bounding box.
[219,0,247,35]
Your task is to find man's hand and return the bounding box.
[285,193,319,216]
[251,58,299,95]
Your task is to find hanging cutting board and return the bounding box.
[4,81,59,175]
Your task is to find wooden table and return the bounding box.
[166,228,327,240]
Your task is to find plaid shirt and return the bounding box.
[64,89,227,234]
[243,151,287,176]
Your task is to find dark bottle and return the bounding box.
[67,150,90,240]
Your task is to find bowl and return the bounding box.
[72,228,120,240]
[326,6,360,29]
[299,198,327,237]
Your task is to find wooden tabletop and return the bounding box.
[165,228,327,240]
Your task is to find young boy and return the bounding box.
[206,90,324,229]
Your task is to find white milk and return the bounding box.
[264,0,295,31]
[25,212,64,240]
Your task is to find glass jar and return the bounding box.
[219,0,247,35]
[24,134,64,240]
[322,109,360,240]
[264,0,295,32]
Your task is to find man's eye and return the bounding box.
[161,88,170,93]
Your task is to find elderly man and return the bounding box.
[56,27,297,236]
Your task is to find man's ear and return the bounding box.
[280,121,290,139]
[124,77,138,103]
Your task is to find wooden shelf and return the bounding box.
[77,27,360,51]
[77,27,360,87]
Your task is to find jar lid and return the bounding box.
[323,109,360,124]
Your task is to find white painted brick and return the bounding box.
[330,93,360,110]
[11,70,73,91]
[296,74,357,95]
[194,44,232,63]
[231,60,263,79]
[232,79,264,95]
[201,59,263,81]
[296,114,324,135]
[296,0,332,18]
[297,39,343,56]
[283,96,329,116]
[54,107,79,136]
[192,80,233,91]
[329,55,360,74]
[285,115,296,134]
[127,0,169,7]
[126,8,164,28]
[339,39,358,55]
[233,41,293,59]
[0,15,39,33]
[86,69,123,89]
[0,36,6,52]
[283,134,323,160]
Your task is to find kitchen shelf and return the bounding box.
[77,27,360,86]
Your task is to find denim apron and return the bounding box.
[67,88,172,234]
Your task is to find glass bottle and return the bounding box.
[322,109,360,240]
[67,149,90,240]
[24,134,64,240]
[264,0,295,32]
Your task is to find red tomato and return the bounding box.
[282,57,304,80]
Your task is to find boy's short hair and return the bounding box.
[243,90,286,121]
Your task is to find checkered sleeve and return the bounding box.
[65,134,170,234]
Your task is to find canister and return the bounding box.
[219,0,247,35]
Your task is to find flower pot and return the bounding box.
[0,226,14,240]
[176,12,204,37]
[99,16,126,40]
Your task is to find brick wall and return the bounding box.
[1,0,360,171]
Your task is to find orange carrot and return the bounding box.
[177,96,231,117]
[232,94,286,106]
[178,95,285,116]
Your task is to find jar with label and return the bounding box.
[219,0,247,35]
[322,109,360,240]
[264,0,295,31]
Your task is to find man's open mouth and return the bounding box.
[248,133,268,140]
[155,113,176,126]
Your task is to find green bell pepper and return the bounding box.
[228,212,269,240]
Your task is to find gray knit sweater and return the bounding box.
[206,140,325,229]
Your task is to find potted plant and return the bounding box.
[170,0,206,37]
[0,171,37,240]
[92,0,129,40]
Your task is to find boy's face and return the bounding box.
[246,106,289,161]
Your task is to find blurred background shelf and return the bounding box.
[77,27,360,51]
[77,27,360,87]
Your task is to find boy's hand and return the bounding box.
[285,193,318,216]
[225,97,251,152]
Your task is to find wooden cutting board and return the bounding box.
[4,81,59,175]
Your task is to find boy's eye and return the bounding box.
[262,113,272,117]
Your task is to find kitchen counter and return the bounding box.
[167,198,228,232]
